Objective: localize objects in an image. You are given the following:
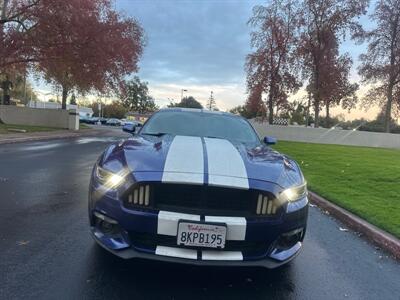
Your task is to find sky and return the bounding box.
[116,0,261,111]
[36,0,382,121]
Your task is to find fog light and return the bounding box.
[275,228,304,250]
[94,211,118,224]
[100,220,115,234]
[94,211,119,234]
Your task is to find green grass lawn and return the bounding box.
[79,123,92,130]
[0,123,62,134]
[273,141,400,238]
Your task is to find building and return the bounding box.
[125,111,153,123]
[27,101,93,118]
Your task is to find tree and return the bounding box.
[359,107,400,133]
[31,0,144,109]
[103,101,127,119]
[168,96,203,109]
[279,100,308,125]
[355,0,400,132]
[321,54,359,126]
[120,77,158,113]
[244,84,266,118]
[246,0,302,124]
[299,0,368,127]
[0,0,39,71]
[70,93,77,105]
[206,91,217,110]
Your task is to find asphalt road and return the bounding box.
[0,128,399,300]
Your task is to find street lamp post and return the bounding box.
[181,89,187,101]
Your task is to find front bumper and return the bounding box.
[89,189,308,269]
[92,232,302,268]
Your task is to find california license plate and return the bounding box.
[177,221,227,249]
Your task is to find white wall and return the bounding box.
[251,121,400,149]
[0,105,77,129]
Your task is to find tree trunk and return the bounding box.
[306,91,311,127]
[1,0,9,20]
[314,98,320,128]
[61,86,68,109]
[326,103,330,127]
[385,83,394,133]
[268,91,274,125]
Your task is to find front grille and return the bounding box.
[123,183,280,217]
[129,231,270,256]
[154,183,256,215]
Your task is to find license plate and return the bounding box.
[177,221,226,249]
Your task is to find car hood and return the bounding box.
[101,134,304,189]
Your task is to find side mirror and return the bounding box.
[122,123,136,134]
[263,136,277,145]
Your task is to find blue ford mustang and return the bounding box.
[89,108,308,268]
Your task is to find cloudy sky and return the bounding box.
[36,0,380,120]
[116,0,262,111]
[115,0,381,120]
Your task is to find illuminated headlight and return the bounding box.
[95,164,125,189]
[280,182,307,202]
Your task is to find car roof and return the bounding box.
[158,107,237,117]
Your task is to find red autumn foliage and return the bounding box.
[34,0,144,108]
[246,0,302,124]
[244,84,266,118]
[299,0,367,127]
[0,1,39,72]
[1,0,144,109]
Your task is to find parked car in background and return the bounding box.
[87,117,99,124]
[98,117,108,125]
[106,118,123,126]
[79,116,90,124]
[121,119,142,126]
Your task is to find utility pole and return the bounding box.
[208,91,215,110]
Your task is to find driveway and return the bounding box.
[0,131,399,300]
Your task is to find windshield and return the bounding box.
[141,110,260,144]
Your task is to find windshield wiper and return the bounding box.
[142,132,168,137]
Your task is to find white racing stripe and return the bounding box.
[202,251,243,261]
[204,216,247,241]
[204,138,249,189]
[162,135,204,184]
[157,211,200,236]
[155,246,197,260]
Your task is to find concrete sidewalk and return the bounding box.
[0,129,105,145]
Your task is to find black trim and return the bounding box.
[92,234,300,269]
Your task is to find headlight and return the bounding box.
[95,164,125,189]
[280,182,307,202]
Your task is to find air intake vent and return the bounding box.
[128,184,150,207]
[256,194,277,215]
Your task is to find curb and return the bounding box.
[309,191,400,260]
[0,129,104,145]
